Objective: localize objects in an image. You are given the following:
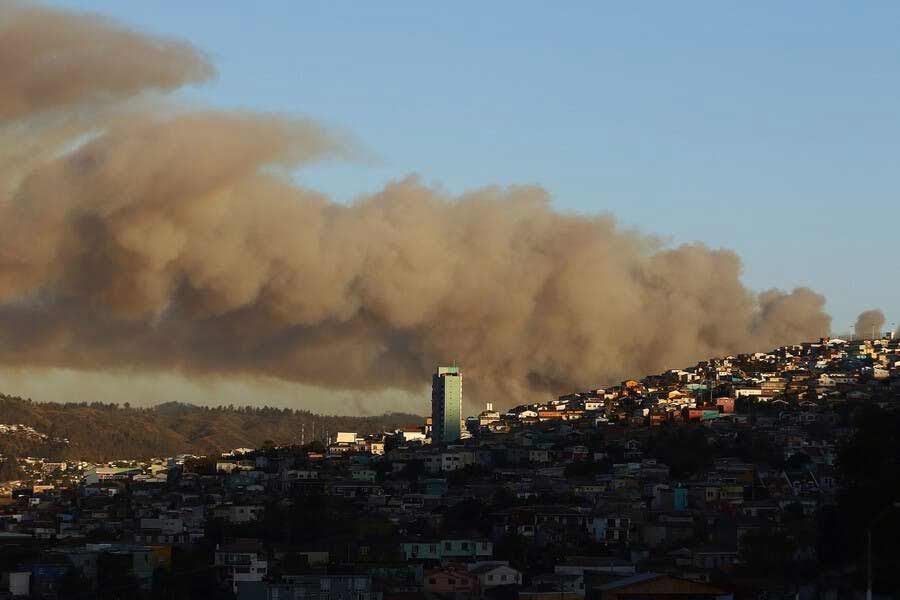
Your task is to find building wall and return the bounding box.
[478,565,522,587]
[425,569,478,594]
[432,367,462,443]
[401,539,493,561]
[215,551,268,593]
[599,575,730,600]
[6,571,30,597]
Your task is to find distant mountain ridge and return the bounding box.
[0,394,421,461]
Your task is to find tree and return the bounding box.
[564,460,608,479]
[401,460,425,483]
[785,452,812,470]
[0,455,22,481]
[829,406,900,595]
[58,569,93,599]
[303,440,326,454]
[739,529,797,579]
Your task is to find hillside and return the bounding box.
[0,394,421,461]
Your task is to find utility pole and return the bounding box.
[867,527,872,600]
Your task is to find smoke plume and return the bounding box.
[0,3,833,408]
[854,309,886,340]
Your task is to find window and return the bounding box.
[428,578,437,585]
[461,542,469,550]
[448,579,456,585]
[445,542,452,550]
[488,575,494,582]
[501,574,507,582]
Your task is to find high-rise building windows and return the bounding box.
[432,365,463,443]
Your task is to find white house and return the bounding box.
[441,450,474,471]
[2,571,30,596]
[468,562,522,588]
[215,542,268,594]
[335,432,358,444]
[212,504,263,524]
[528,449,550,463]
[590,516,631,543]
[734,387,763,398]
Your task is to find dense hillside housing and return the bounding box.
[0,336,898,598]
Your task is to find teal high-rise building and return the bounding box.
[432,366,462,443]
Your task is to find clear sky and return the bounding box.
[43,1,900,332]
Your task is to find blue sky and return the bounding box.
[46,1,900,331]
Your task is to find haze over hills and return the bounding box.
[0,393,418,462]
[3,332,895,463]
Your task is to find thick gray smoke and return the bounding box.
[854,309,886,340]
[0,3,834,408]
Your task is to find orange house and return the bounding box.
[715,397,735,414]
[424,566,479,596]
